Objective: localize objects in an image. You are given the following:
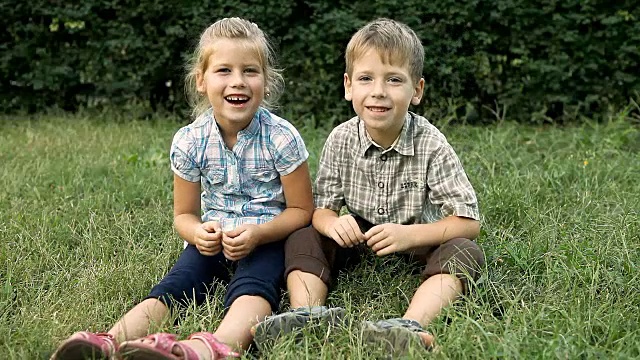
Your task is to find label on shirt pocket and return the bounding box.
[399,179,426,190]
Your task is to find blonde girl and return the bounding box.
[52,17,313,360]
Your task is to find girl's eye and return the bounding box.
[216,68,230,73]
[244,68,259,74]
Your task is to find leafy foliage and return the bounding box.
[2,0,639,123]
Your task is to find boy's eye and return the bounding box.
[388,77,403,83]
[358,76,372,81]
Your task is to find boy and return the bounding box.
[253,18,484,354]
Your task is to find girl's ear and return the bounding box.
[344,73,352,101]
[411,78,425,106]
[196,69,205,93]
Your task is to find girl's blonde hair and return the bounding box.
[184,18,284,118]
[345,18,424,84]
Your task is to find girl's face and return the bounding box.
[197,38,266,131]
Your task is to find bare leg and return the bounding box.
[108,298,169,343]
[402,274,463,346]
[287,270,328,308]
[214,295,271,349]
[155,295,271,359]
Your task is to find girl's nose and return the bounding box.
[230,71,246,88]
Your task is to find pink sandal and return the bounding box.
[119,333,198,360]
[50,331,119,360]
[119,332,240,360]
[188,332,240,359]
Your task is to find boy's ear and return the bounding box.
[343,73,352,101]
[196,69,205,93]
[411,78,425,106]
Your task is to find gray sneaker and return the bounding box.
[253,306,346,350]
[361,318,433,356]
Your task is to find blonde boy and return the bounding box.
[254,18,484,354]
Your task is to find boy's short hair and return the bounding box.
[345,18,424,83]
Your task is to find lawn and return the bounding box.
[0,114,638,359]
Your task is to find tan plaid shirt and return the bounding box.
[314,112,479,225]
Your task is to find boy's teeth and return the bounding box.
[369,107,387,112]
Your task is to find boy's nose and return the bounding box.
[371,81,386,97]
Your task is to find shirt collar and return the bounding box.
[239,107,262,137]
[394,113,415,156]
[207,107,262,138]
[357,112,415,157]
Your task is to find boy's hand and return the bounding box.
[194,221,223,256]
[364,223,414,256]
[327,214,365,248]
[221,224,262,261]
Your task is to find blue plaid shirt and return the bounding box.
[170,107,309,230]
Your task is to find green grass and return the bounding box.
[1,115,638,359]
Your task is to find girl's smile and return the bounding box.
[197,38,266,133]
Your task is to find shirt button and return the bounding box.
[377,182,384,188]
[377,207,385,215]
[380,154,388,161]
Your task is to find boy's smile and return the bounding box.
[197,38,265,133]
[344,48,424,148]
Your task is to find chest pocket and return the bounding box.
[249,168,278,183]
[244,168,280,197]
[203,168,225,187]
[394,171,426,217]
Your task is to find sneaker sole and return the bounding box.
[253,307,346,349]
[361,321,423,356]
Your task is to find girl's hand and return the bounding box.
[194,221,223,256]
[364,223,415,256]
[221,224,262,261]
[326,214,365,248]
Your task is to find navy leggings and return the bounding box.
[147,241,284,312]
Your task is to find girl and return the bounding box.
[51,17,313,360]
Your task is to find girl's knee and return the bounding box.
[224,278,280,311]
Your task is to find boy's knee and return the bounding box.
[284,227,332,285]
[284,226,321,254]
[423,238,485,293]
[448,238,485,271]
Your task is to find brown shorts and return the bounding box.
[284,219,485,293]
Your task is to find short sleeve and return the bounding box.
[170,127,201,183]
[427,143,479,220]
[313,131,345,211]
[270,123,309,176]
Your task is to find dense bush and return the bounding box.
[2,0,639,123]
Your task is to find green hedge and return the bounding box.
[2,0,639,123]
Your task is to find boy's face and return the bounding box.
[344,48,424,144]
